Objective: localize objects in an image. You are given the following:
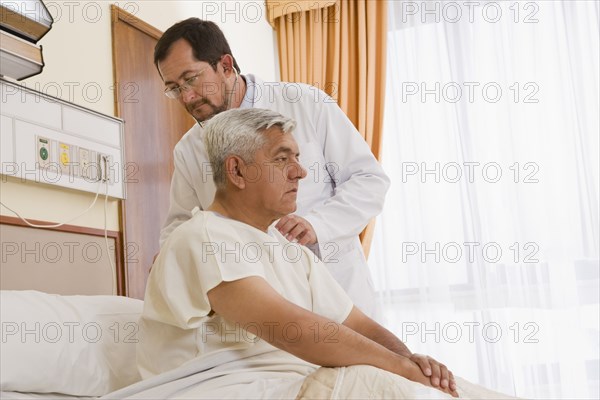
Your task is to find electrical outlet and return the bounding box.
[105,154,115,184]
[98,153,114,184]
[98,153,106,182]
[79,147,92,181]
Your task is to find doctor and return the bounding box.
[155,18,390,318]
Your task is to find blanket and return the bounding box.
[295,365,517,399]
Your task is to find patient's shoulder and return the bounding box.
[169,211,271,247]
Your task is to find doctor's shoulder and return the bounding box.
[173,123,203,154]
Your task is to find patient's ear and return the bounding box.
[225,156,246,189]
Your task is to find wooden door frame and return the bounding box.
[111,5,163,116]
[110,5,194,298]
[110,5,161,297]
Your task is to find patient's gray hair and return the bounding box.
[204,108,296,189]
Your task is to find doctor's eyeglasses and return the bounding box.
[163,66,211,99]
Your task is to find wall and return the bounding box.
[0,1,278,231]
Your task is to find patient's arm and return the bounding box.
[207,276,458,397]
[344,306,457,392]
[343,307,412,357]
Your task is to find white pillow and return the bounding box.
[0,290,144,396]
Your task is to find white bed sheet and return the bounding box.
[0,392,96,400]
[100,348,305,400]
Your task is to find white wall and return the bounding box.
[1,1,278,231]
[133,1,279,80]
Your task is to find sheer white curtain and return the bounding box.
[369,1,599,398]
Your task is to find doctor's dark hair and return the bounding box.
[154,18,241,73]
[204,109,296,189]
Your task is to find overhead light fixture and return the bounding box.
[0,0,53,81]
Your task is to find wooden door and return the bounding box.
[111,6,194,298]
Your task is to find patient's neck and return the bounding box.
[208,192,273,233]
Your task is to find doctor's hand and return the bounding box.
[275,215,317,246]
[410,353,457,395]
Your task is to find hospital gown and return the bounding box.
[138,210,353,398]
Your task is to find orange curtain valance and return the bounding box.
[265,0,337,27]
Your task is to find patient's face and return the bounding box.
[244,128,307,219]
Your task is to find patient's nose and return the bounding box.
[286,162,307,180]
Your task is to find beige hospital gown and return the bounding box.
[137,210,353,398]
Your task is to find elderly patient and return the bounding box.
[138,109,513,399]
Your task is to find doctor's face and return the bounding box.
[158,39,232,123]
[243,128,307,220]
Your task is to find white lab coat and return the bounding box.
[159,74,390,318]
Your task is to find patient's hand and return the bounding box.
[275,215,317,245]
[410,353,458,396]
[403,357,459,398]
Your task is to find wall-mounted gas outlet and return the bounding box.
[58,142,71,175]
[36,136,51,169]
